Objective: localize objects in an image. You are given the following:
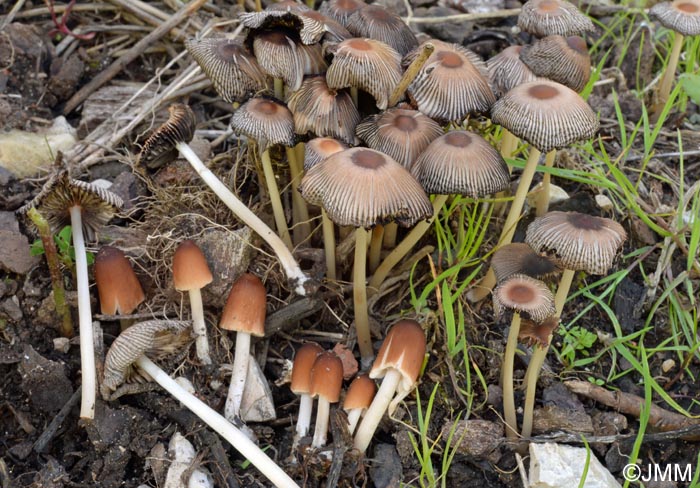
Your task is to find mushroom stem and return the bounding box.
[354,228,373,367]
[346,408,362,434]
[500,129,519,161]
[311,397,331,448]
[534,150,557,217]
[70,206,97,420]
[502,313,521,439]
[174,143,310,295]
[188,288,212,366]
[135,355,300,488]
[369,225,384,273]
[353,368,401,453]
[261,148,294,250]
[655,32,685,116]
[382,223,398,249]
[322,210,337,280]
[388,42,434,107]
[224,332,251,422]
[286,146,311,245]
[296,393,314,438]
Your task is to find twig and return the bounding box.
[626,150,700,162]
[33,387,81,453]
[0,0,28,29]
[402,8,520,24]
[13,3,117,18]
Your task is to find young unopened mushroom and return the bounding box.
[519,35,591,92]
[291,342,323,445]
[173,240,213,366]
[219,273,267,422]
[343,373,376,434]
[518,0,595,37]
[309,351,344,448]
[94,246,145,329]
[354,319,426,453]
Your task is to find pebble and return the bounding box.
[53,337,71,354]
[529,442,621,488]
[1,297,23,322]
[0,229,39,275]
[441,419,503,459]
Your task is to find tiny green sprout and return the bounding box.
[559,325,597,368]
[32,225,95,267]
[587,376,605,387]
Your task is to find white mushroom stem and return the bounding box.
[175,142,310,296]
[346,408,363,435]
[311,397,330,448]
[188,288,212,366]
[70,206,96,420]
[296,393,314,437]
[353,368,401,453]
[354,228,373,368]
[502,313,522,439]
[136,355,300,488]
[224,332,251,422]
[322,210,336,280]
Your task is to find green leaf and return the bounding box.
[680,74,700,105]
[30,239,45,257]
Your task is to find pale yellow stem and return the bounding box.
[287,145,311,245]
[535,150,557,217]
[261,148,293,250]
[369,225,384,273]
[500,129,519,162]
[655,33,684,117]
[503,313,521,439]
[354,228,373,366]
[322,210,336,280]
[382,222,398,248]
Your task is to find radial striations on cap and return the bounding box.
[525,211,626,275]
[230,97,296,149]
[487,45,541,98]
[519,35,591,92]
[291,342,324,394]
[137,104,197,169]
[319,0,367,27]
[518,0,595,37]
[239,9,325,45]
[493,274,556,323]
[300,147,433,228]
[298,9,353,42]
[252,30,305,92]
[304,137,348,171]
[94,246,146,315]
[490,80,598,153]
[650,1,700,36]
[220,273,267,336]
[345,4,418,56]
[491,243,560,283]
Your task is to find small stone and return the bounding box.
[19,345,73,413]
[53,337,70,353]
[661,358,675,374]
[1,297,23,322]
[0,230,39,274]
[592,411,627,437]
[529,443,621,488]
[533,405,594,434]
[595,194,614,212]
[0,211,20,232]
[441,419,503,459]
[369,444,403,488]
[527,183,569,209]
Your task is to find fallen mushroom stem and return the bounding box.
[224,333,251,421]
[502,313,521,439]
[188,287,212,365]
[353,368,401,453]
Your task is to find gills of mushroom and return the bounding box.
[309,351,344,448]
[343,374,377,434]
[101,319,300,488]
[94,246,145,330]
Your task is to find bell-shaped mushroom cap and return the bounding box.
[300,147,433,228]
[410,131,510,197]
[345,4,418,56]
[266,0,312,12]
[491,243,560,283]
[650,1,700,36]
[304,137,348,170]
[355,107,443,168]
[172,240,213,292]
[487,45,540,98]
[525,211,626,275]
[298,9,353,42]
[240,9,325,45]
[490,80,598,153]
[137,104,196,169]
[94,246,145,315]
[230,97,295,149]
[520,35,591,92]
[185,38,267,104]
[492,274,556,323]
[309,351,344,403]
[404,39,495,122]
[518,0,595,37]
[326,38,402,110]
[288,76,360,145]
[291,342,324,394]
[344,374,377,410]
[297,40,330,76]
[370,319,425,401]
[519,315,560,347]
[319,0,367,26]
[252,30,305,92]
[219,273,267,337]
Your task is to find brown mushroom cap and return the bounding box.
[229,96,296,149]
[410,131,510,197]
[650,1,700,36]
[219,273,267,337]
[344,374,377,410]
[172,240,213,292]
[240,9,325,45]
[518,0,595,37]
[520,35,591,92]
[370,319,426,393]
[519,315,560,347]
[304,137,348,170]
[309,351,344,403]
[493,274,556,323]
[345,4,418,56]
[491,243,561,283]
[319,0,367,27]
[487,45,541,98]
[252,30,305,92]
[525,211,627,275]
[137,104,197,169]
[291,342,324,395]
[299,147,433,228]
[94,246,146,315]
[490,80,599,153]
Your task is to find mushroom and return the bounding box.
[290,342,323,446]
[353,319,426,453]
[343,373,376,434]
[18,169,122,420]
[219,273,267,422]
[519,35,591,92]
[345,4,418,56]
[173,240,213,366]
[319,0,367,27]
[309,351,344,447]
[518,0,595,37]
[102,319,300,488]
[239,9,325,46]
[94,246,145,329]
[490,243,561,283]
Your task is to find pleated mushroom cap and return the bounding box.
[230,97,295,149]
[520,35,591,92]
[345,4,418,56]
[525,211,626,275]
[326,38,402,110]
[344,374,377,411]
[370,319,425,394]
[518,0,595,37]
[172,240,213,292]
[240,9,325,45]
[319,0,367,26]
[137,104,196,169]
[219,273,267,337]
[94,246,145,315]
[519,316,560,347]
[491,243,560,283]
[490,80,598,153]
[487,45,540,98]
[185,38,267,104]
[410,131,510,197]
[300,147,433,228]
[309,351,344,403]
[405,40,495,121]
[298,9,353,42]
[252,30,305,92]
[493,274,555,323]
[288,76,360,145]
[650,0,700,36]
[291,342,323,395]
[304,137,348,170]
[355,107,443,168]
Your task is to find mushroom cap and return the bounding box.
[518,0,595,37]
[650,1,700,36]
[519,35,591,92]
[490,80,598,153]
[252,30,305,92]
[355,107,443,168]
[487,45,541,98]
[298,9,353,42]
[137,104,197,169]
[185,37,268,104]
[172,240,213,291]
[300,147,433,228]
[304,137,348,170]
[326,38,402,110]
[343,373,377,411]
[493,274,556,323]
[370,319,426,395]
[219,273,267,336]
[240,9,325,45]
[410,131,510,197]
[345,4,418,56]
[288,75,360,145]
[309,351,344,403]
[291,342,324,394]
[404,39,495,122]
[525,211,626,275]
[94,246,146,315]
[319,0,367,26]
[519,315,560,347]
[491,243,561,283]
[229,96,296,149]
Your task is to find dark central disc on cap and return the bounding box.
[538,0,561,13]
[444,131,472,147]
[255,99,279,115]
[510,284,535,304]
[677,2,699,13]
[528,84,560,100]
[393,115,418,132]
[568,212,604,231]
[365,5,393,21]
[347,38,372,51]
[437,51,463,68]
[319,139,341,151]
[566,36,588,54]
[337,0,361,11]
[352,149,386,169]
[218,42,243,59]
